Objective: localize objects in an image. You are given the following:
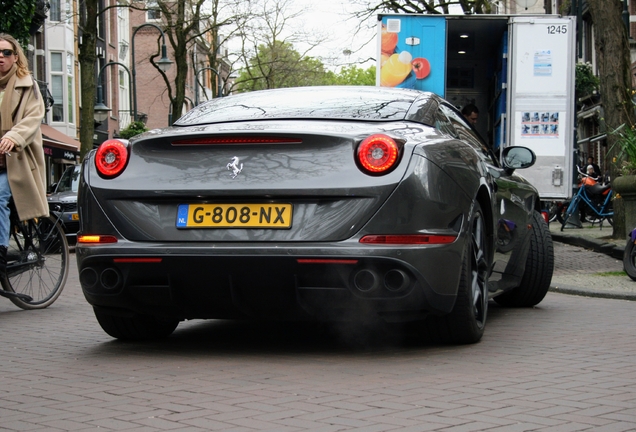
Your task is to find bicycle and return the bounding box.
[560,168,614,231]
[0,200,69,309]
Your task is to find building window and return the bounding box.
[51,76,63,122]
[147,0,161,21]
[67,52,74,123]
[50,0,61,21]
[49,52,75,125]
[50,53,63,122]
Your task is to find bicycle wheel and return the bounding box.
[1,216,69,309]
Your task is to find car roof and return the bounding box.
[174,86,437,126]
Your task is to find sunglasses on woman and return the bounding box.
[0,49,15,57]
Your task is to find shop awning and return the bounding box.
[41,124,80,162]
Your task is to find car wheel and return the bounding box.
[494,210,554,307]
[93,308,179,340]
[424,202,489,344]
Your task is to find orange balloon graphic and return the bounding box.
[381,26,398,54]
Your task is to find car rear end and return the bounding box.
[76,88,473,323]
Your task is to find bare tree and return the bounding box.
[587,0,635,239]
[350,0,496,19]
[231,0,328,91]
[78,0,99,160]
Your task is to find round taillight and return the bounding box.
[357,134,399,174]
[95,139,129,178]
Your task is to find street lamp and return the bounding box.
[131,23,173,121]
[194,66,225,105]
[94,61,134,125]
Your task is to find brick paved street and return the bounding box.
[0,250,635,431]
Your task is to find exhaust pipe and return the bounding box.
[353,269,380,292]
[384,269,410,292]
[100,268,122,290]
[79,267,98,289]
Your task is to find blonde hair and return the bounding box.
[0,33,30,78]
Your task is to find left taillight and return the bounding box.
[356,134,400,175]
[95,139,129,178]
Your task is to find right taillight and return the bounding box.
[95,139,129,178]
[357,134,399,174]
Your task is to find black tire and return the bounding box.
[623,237,636,281]
[545,201,566,223]
[424,202,489,344]
[94,308,179,340]
[1,217,69,310]
[494,211,554,307]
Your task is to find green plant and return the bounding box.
[118,120,148,139]
[575,62,599,97]
[611,123,636,175]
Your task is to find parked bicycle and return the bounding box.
[560,167,614,231]
[0,200,69,309]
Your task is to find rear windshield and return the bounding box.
[175,87,423,126]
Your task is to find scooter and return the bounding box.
[623,228,636,281]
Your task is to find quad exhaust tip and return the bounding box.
[353,268,410,294]
[79,267,122,291]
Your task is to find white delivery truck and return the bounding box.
[377,14,576,200]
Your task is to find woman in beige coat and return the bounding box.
[0,33,47,278]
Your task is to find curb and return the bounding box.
[549,284,636,301]
[550,231,625,260]
[549,226,636,300]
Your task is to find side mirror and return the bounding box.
[501,146,536,172]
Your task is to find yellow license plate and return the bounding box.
[176,203,292,228]
[71,213,79,221]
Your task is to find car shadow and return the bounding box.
[86,301,510,357]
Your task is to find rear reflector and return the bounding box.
[77,235,118,244]
[113,258,163,263]
[172,137,303,145]
[359,234,456,245]
[297,259,359,264]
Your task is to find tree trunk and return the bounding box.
[78,0,98,161]
[587,0,635,239]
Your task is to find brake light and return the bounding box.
[113,258,162,263]
[297,259,358,264]
[95,139,129,178]
[360,234,456,245]
[172,136,302,145]
[77,235,118,244]
[357,134,399,174]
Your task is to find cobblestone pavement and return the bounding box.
[0,251,635,431]
[550,242,636,299]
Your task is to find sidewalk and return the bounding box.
[549,220,636,301]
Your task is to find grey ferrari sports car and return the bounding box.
[77,86,553,344]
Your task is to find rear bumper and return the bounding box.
[76,241,464,322]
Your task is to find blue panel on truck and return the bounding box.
[379,15,446,97]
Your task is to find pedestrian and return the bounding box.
[461,104,479,126]
[586,156,602,180]
[0,33,48,279]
